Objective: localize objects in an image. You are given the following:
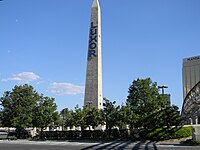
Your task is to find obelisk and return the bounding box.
[84,0,102,109]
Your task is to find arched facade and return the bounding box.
[182,81,200,125]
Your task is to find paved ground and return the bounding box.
[0,140,200,150]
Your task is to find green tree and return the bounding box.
[0,109,3,126]
[85,106,104,130]
[162,105,183,128]
[60,108,74,130]
[103,98,120,137]
[137,105,183,140]
[0,84,40,137]
[0,91,13,127]
[117,105,136,129]
[126,78,184,140]
[72,105,104,133]
[32,95,59,137]
[126,78,167,129]
[72,105,87,131]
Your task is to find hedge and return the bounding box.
[135,126,192,141]
[39,127,192,141]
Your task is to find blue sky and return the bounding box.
[0,0,200,111]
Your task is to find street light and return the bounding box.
[87,101,93,110]
[158,85,168,95]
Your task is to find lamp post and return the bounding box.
[87,101,93,110]
[158,85,171,106]
[87,101,93,130]
[158,85,168,95]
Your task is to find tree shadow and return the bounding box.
[81,140,132,150]
[132,141,158,150]
[80,140,118,150]
[81,140,159,150]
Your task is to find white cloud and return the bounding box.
[2,72,40,83]
[36,81,45,85]
[48,82,84,96]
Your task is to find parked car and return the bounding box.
[7,131,17,140]
[0,130,8,140]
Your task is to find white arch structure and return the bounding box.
[182,81,200,125]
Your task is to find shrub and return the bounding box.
[173,126,192,139]
[134,126,192,141]
[42,131,81,140]
[152,126,192,140]
[81,130,92,138]
[92,130,105,139]
[37,126,193,141]
[181,139,200,146]
[119,129,129,138]
[111,128,120,138]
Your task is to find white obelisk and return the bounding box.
[84,0,102,109]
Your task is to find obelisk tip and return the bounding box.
[92,0,99,8]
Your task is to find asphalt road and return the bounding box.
[0,140,200,150]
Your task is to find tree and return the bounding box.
[0,91,13,127]
[85,106,104,130]
[117,105,136,129]
[126,78,167,129]
[32,95,59,137]
[72,105,88,131]
[71,104,104,132]
[0,84,40,138]
[60,108,74,130]
[0,84,59,138]
[0,109,3,126]
[126,78,184,140]
[161,105,183,128]
[102,98,120,137]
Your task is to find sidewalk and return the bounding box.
[156,136,192,145]
[1,138,200,148]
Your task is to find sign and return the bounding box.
[183,56,200,63]
[88,22,97,60]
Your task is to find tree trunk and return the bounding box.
[40,127,44,139]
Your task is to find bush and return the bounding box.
[111,128,120,138]
[81,130,92,138]
[69,130,81,138]
[133,126,192,141]
[16,128,31,139]
[173,126,192,139]
[42,131,81,140]
[181,139,200,146]
[36,126,193,141]
[92,130,106,139]
[119,129,129,138]
[152,126,192,140]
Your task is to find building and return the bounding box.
[182,55,200,124]
[182,55,200,99]
[84,0,103,109]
